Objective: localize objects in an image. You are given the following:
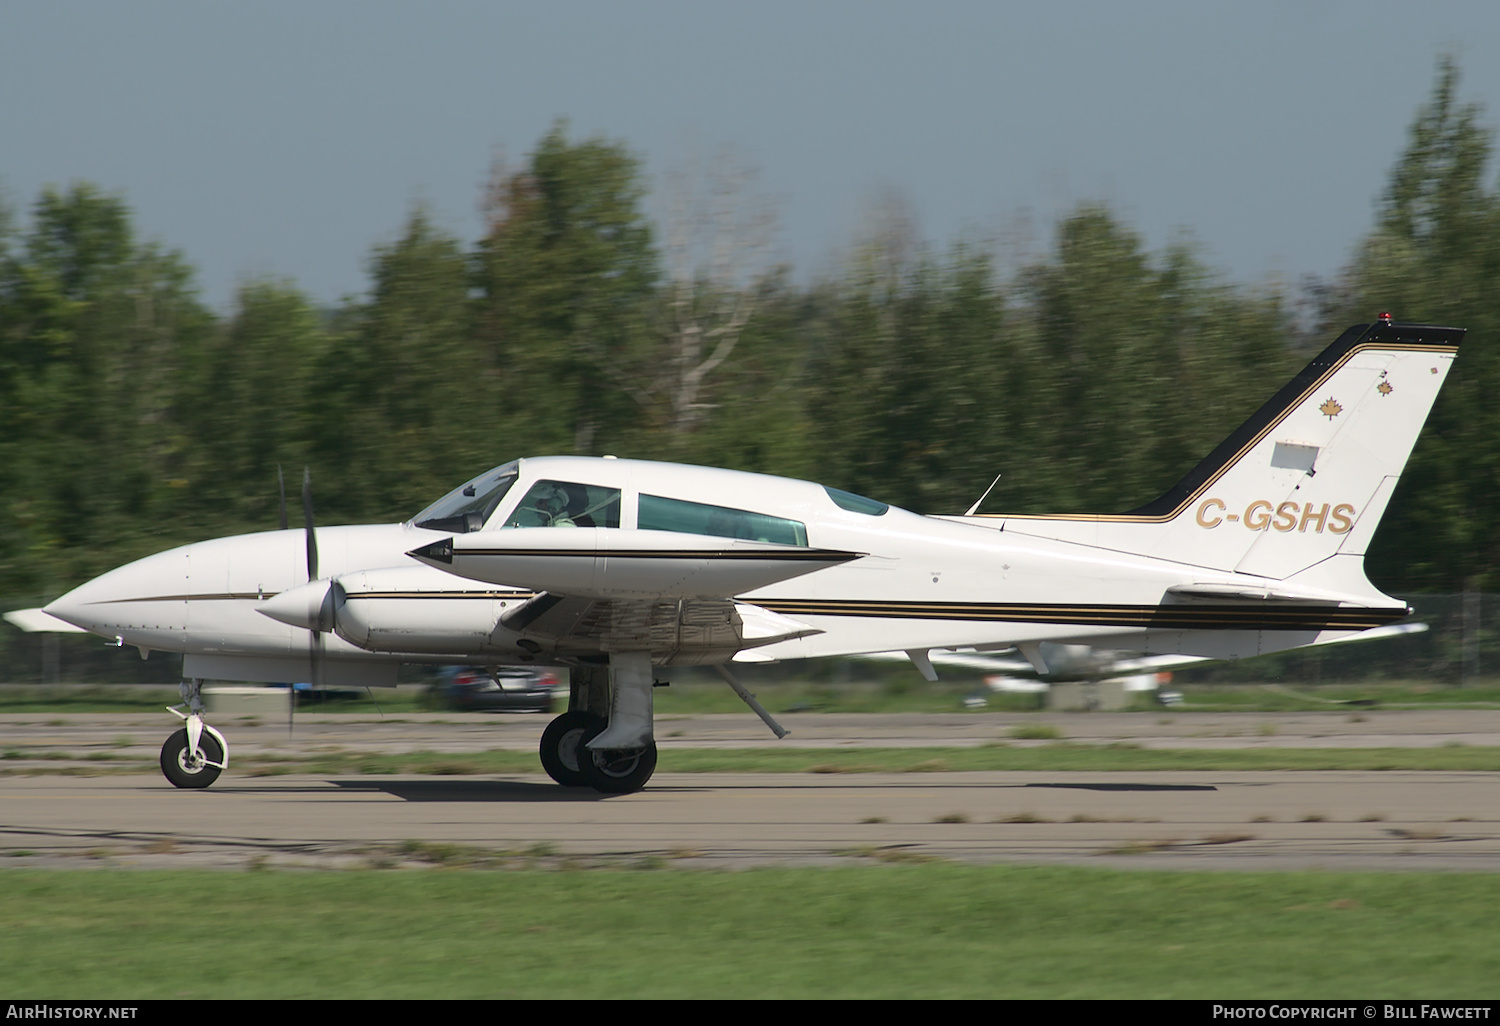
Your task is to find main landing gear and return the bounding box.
[540,655,659,794]
[159,679,230,789]
[538,711,660,793]
[536,657,786,794]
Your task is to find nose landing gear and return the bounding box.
[161,679,230,789]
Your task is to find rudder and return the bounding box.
[1133,321,1463,579]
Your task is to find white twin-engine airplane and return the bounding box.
[13,318,1463,793]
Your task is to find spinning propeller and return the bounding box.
[301,468,321,734]
[269,465,324,735]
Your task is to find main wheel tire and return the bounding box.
[577,720,658,794]
[160,727,224,789]
[539,711,602,787]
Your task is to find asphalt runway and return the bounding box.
[2,710,1498,871]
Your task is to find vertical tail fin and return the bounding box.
[992,321,1463,593]
[1130,321,1463,581]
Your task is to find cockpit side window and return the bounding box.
[504,480,622,528]
[638,494,807,546]
[824,486,889,516]
[412,462,519,533]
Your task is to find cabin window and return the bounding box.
[412,462,519,533]
[504,480,621,528]
[638,494,807,546]
[824,486,889,516]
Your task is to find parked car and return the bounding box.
[428,666,561,712]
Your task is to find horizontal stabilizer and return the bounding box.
[857,620,1426,681]
[1165,583,1337,603]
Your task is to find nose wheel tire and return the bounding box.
[577,720,658,794]
[539,711,604,787]
[160,727,224,789]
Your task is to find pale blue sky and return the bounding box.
[3,1,1497,310]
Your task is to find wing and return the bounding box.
[495,592,823,663]
[404,528,862,663]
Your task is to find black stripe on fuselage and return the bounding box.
[92,591,1405,632]
[342,591,536,601]
[89,590,535,605]
[755,599,1408,632]
[84,593,266,604]
[452,548,861,562]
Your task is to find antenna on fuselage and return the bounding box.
[964,472,1003,516]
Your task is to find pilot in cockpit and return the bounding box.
[558,487,596,528]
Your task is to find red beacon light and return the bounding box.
[1378,312,1393,324]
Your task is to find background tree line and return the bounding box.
[2,62,1496,607]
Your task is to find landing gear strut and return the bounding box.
[160,678,229,789]
[541,655,658,793]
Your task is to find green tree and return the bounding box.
[650,269,815,477]
[317,207,480,523]
[474,122,659,455]
[1342,58,1500,590]
[0,183,214,597]
[1014,208,1294,515]
[182,279,327,533]
[807,196,1015,512]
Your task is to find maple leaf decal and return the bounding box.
[1319,397,1343,419]
[1377,381,1394,396]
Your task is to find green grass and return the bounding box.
[1168,680,1500,711]
[1008,722,1064,740]
[1,865,1496,998]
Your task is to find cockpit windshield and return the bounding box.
[410,461,519,533]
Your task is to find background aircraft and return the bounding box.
[8,319,1464,793]
[861,620,1430,703]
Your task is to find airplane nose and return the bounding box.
[40,591,94,633]
[43,546,191,637]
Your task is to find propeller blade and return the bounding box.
[297,465,318,736]
[278,465,288,531]
[302,467,318,582]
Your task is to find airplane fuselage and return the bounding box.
[44,455,1406,684]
